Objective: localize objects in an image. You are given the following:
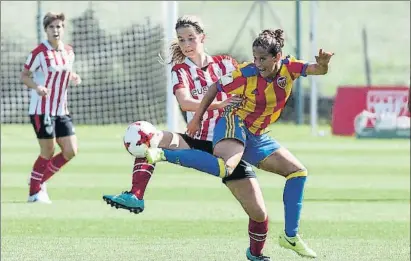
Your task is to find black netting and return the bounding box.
[1,9,167,125]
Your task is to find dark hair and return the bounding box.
[43,12,65,30]
[169,15,205,64]
[252,29,285,56]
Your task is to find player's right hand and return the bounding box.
[220,95,243,108]
[315,49,334,66]
[35,86,48,96]
[186,117,201,137]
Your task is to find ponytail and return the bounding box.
[169,40,186,64]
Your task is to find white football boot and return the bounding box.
[27,177,51,203]
[27,189,52,204]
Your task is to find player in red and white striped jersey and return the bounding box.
[21,12,82,204]
[103,15,271,261]
[171,54,236,141]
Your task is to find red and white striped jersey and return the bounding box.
[23,40,75,116]
[171,55,237,141]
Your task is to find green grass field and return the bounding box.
[1,124,410,261]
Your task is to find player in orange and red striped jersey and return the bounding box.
[148,29,334,258]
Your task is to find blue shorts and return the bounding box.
[213,114,281,167]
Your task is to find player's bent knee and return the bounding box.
[215,153,243,178]
[285,169,308,180]
[249,208,268,223]
[62,147,78,160]
[217,158,236,178]
[157,131,171,149]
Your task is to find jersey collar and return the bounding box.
[42,40,64,51]
[184,55,214,69]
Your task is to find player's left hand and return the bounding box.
[186,117,201,137]
[71,73,82,86]
[315,49,334,66]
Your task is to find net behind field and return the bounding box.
[1,1,409,125]
[1,8,166,125]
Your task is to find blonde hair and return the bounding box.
[168,15,205,64]
[43,12,65,30]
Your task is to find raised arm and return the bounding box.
[305,49,334,75]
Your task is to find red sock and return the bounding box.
[29,156,49,195]
[249,217,269,256]
[130,158,155,199]
[41,153,69,183]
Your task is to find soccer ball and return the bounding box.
[123,121,161,158]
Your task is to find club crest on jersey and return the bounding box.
[277,76,287,89]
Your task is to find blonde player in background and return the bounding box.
[21,12,81,204]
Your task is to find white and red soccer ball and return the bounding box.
[123,121,161,158]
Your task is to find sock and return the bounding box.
[41,153,69,183]
[130,158,155,199]
[249,217,269,256]
[163,149,228,178]
[283,171,307,237]
[29,156,49,195]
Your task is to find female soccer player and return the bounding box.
[21,12,81,203]
[103,16,271,261]
[148,29,334,258]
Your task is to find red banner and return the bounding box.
[332,86,410,136]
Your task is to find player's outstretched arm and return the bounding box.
[186,83,218,136]
[305,49,334,75]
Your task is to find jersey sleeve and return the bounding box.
[220,55,239,74]
[23,50,41,72]
[171,68,190,95]
[216,68,247,95]
[229,57,239,69]
[285,55,309,79]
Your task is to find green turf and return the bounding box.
[1,124,410,261]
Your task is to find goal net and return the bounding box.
[1,9,167,125]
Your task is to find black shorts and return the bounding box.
[179,134,257,184]
[29,114,75,139]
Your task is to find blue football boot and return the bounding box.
[246,248,271,261]
[102,191,144,214]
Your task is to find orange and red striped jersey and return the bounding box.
[216,55,308,135]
